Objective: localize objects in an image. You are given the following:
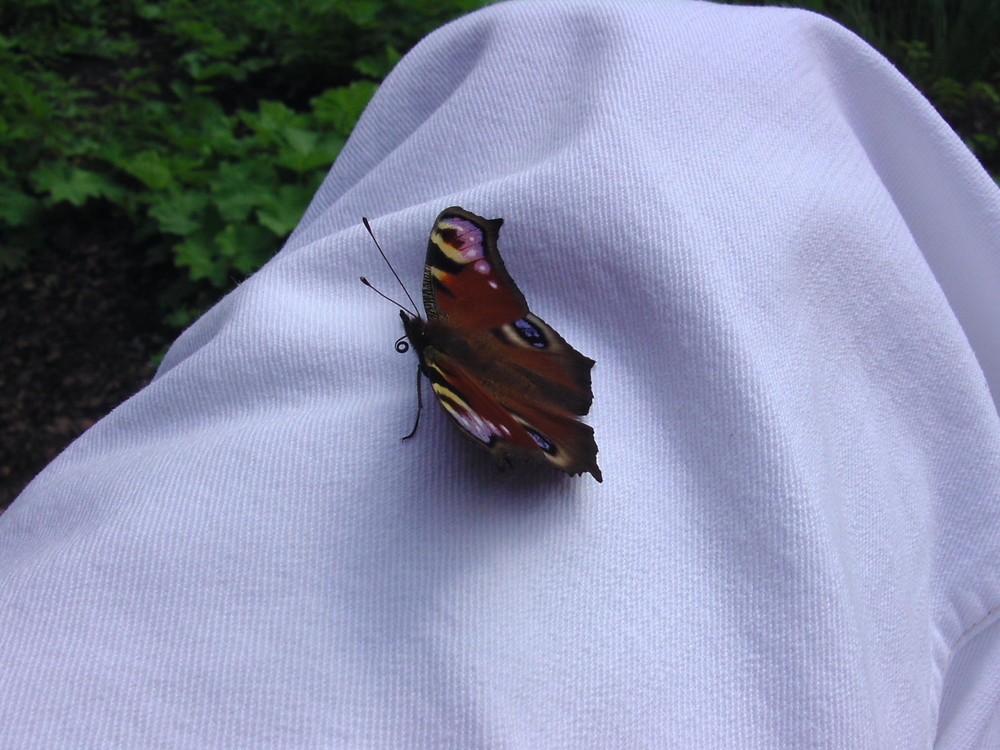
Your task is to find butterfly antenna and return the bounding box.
[362,216,419,315]
[402,365,423,440]
[360,276,415,315]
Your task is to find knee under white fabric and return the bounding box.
[2,1,999,746]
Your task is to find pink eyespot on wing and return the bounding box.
[437,218,485,262]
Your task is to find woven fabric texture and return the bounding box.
[3,1,999,746]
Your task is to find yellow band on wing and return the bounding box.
[429,266,453,283]
[430,229,468,264]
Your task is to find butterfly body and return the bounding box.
[400,207,602,482]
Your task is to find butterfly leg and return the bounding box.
[401,366,424,441]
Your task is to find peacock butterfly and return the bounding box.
[363,207,601,482]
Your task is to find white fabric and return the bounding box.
[3,1,999,746]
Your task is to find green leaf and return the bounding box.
[0,185,40,226]
[242,100,302,142]
[282,126,318,155]
[311,82,378,136]
[174,232,227,286]
[120,150,176,190]
[148,191,210,236]
[970,133,998,153]
[163,308,196,328]
[256,183,316,236]
[339,0,382,26]
[135,3,163,21]
[30,162,124,206]
[209,161,278,222]
[353,47,401,80]
[215,223,276,273]
[275,128,341,173]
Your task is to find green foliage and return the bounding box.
[0,0,490,320]
[1,0,996,322]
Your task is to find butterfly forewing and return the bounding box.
[423,209,526,326]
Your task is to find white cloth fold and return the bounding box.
[3,1,999,746]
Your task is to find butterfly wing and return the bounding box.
[413,207,601,481]
[422,206,525,326]
[420,341,602,481]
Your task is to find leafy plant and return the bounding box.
[0,0,490,320]
[1,0,996,322]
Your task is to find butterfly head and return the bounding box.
[398,309,427,355]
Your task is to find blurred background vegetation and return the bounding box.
[2,0,998,507]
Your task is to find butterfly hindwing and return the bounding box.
[402,207,602,482]
[420,345,602,481]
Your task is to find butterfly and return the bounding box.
[363,207,601,482]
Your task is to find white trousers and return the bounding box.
[3,1,999,746]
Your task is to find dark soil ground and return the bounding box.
[1,208,174,510]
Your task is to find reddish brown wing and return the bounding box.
[411,207,601,482]
[418,340,602,481]
[422,207,525,327]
